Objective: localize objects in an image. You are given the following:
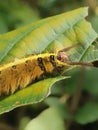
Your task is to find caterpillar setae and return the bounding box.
[0,44,93,96]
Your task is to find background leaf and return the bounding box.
[25,107,65,130]
[74,102,98,124]
[0,0,39,34]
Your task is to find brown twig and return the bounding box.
[66,67,85,130]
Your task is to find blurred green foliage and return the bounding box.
[0,0,39,33]
[0,0,98,130]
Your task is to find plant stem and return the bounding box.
[66,67,85,130]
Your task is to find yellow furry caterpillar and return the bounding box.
[0,45,93,96]
[0,52,69,96]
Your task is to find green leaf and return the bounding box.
[0,7,97,114]
[19,117,30,130]
[83,68,98,95]
[0,76,66,114]
[44,97,70,120]
[75,102,98,124]
[91,16,98,33]
[0,0,39,33]
[0,7,97,64]
[25,107,65,130]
